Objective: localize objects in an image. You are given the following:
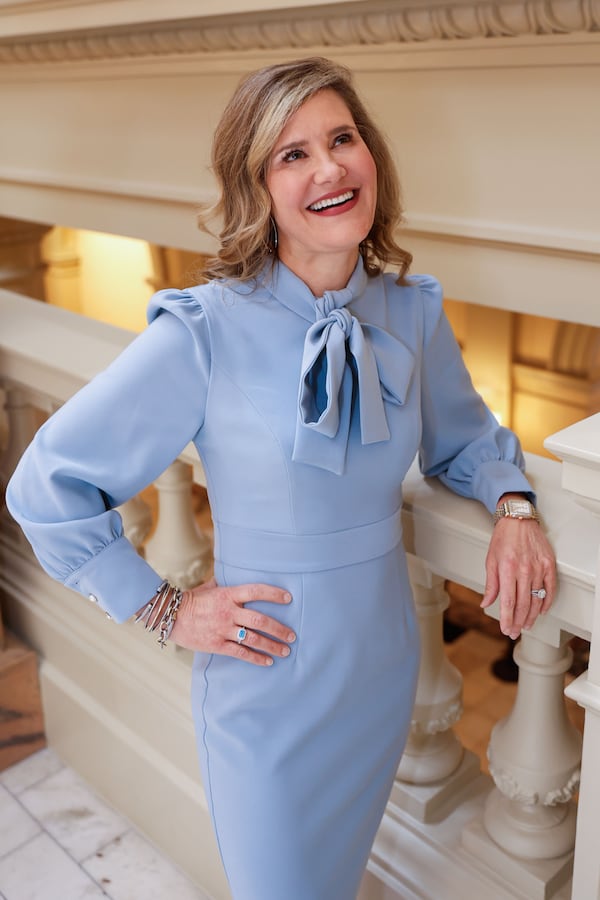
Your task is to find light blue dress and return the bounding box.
[7,260,533,899]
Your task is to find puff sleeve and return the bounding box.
[416,276,534,513]
[6,289,211,623]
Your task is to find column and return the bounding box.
[463,632,581,899]
[0,386,42,533]
[546,413,600,900]
[0,217,51,301]
[41,227,82,313]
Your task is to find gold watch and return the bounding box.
[493,498,540,525]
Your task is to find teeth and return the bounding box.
[309,191,354,211]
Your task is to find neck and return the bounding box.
[277,247,360,297]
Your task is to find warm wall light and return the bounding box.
[474,384,504,426]
[78,230,154,332]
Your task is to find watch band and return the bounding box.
[493,499,540,525]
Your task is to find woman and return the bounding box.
[7,57,555,899]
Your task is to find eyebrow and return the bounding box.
[273,124,357,157]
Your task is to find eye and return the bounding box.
[282,148,306,163]
[333,132,353,147]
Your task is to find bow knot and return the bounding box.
[327,307,353,336]
[292,301,415,474]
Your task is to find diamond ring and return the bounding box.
[531,588,547,600]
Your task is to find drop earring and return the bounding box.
[269,216,278,253]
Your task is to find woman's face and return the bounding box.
[266,89,377,282]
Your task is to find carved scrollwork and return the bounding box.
[0,0,598,65]
[488,761,539,804]
[544,768,581,806]
[411,700,463,735]
[488,746,581,806]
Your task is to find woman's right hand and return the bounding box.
[168,577,296,666]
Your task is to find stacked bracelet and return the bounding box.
[134,580,183,649]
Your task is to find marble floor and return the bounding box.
[0,748,212,900]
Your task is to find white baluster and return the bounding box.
[484,634,581,855]
[1,387,43,546]
[117,496,152,554]
[392,555,481,823]
[463,632,581,899]
[0,387,39,491]
[144,460,211,589]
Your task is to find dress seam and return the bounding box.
[201,656,226,867]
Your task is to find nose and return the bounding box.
[312,151,346,184]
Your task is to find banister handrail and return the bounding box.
[402,453,598,643]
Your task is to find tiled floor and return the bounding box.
[0,748,212,900]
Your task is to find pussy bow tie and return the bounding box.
[284,271,415,475]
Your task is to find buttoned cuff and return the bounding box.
[64,536,164,623]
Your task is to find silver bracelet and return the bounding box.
[157,586,183,649]
[134,580,183,649]
[134,579,168,625]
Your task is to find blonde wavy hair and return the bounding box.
[199,56,412,284]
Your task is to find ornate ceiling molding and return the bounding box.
[0,0,598,64]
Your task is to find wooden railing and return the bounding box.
[1,287,598,900]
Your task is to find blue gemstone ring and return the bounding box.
[236,627,248,644]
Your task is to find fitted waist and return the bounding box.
[213,509,403,574]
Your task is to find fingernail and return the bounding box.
[284,592,292,603]
[281,646,291,657]
[287,632,296,643]
[266,657,274,666]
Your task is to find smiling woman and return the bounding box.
[199,56,412,289]
[6,56,556,900]
[266,90,378,295]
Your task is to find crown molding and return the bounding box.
[0,0,598,65]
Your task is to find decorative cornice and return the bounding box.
[0,0,598,64]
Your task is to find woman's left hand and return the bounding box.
[480,518,557,640]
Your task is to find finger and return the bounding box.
[481,566,499,609]
[523,574,545,630]
[226,640,276,667]
[541,564,557,613]
[498,577,517,637]
[511,571,534,637]
[231,583,292,607]
[239,608,296,645]
[232,626,292,660]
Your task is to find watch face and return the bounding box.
[508,500,533,516]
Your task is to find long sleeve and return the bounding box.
[6,289,211,623]
[417,276,534,514]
